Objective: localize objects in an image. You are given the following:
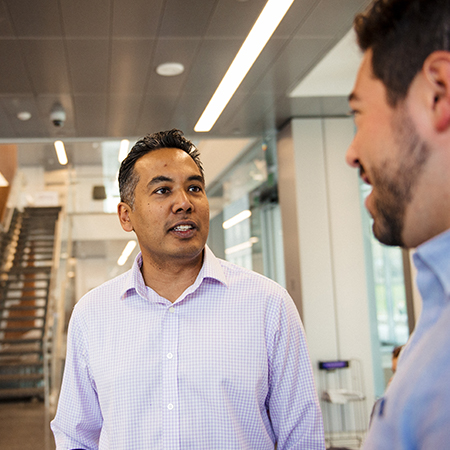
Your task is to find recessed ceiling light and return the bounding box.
[156,62,184,77]
[17,111,31,121]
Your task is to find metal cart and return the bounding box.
[318,359,368,449]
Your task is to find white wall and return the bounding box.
[277,117,375,416]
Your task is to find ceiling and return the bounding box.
[0,0,370,145]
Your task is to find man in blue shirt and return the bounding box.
[51,129,325,449]
[347,0,450,448]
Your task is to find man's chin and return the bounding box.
[372,218,404,247]
[169,243,205,261]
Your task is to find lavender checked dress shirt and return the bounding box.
[51,245,325,449]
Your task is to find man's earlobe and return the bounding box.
[424,51,450,132]
[118,202,134,232]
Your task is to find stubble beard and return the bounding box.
[370,109,430,247]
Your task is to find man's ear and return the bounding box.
[423,51,450,132]
[118,202,134,232]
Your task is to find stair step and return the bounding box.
[0,316,44,321]
[0,338,42,345]
[20,234,55,239]
[20,235,55,240]
[15,254,54,258]
[0,327,44,333]
[12,261,53,266]
[2,288,49,293]
[0,361,43,369]
[18,240,54,245]
[20,223,56,228]
[0,295,47,311]
[16,241,54,246]
[0,303,47,309]
[0,305,46,311]
[7,268,51,275]
[14,252,54,256]
[0,287,49,293]
[0,347,42,355]
[20,224,56,229]
[0,350,42,358]
[0,387,45,399]
[0,373,43,382]
[1,299,48,305]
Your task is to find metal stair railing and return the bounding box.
[0,206,61,400]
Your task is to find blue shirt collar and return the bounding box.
[413,228,450,298]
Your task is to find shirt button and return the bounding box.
[168,403,174,410]
[169,307,175,313]
[167,353,173,359]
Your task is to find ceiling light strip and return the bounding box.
[54,140,68,165]
[225,237,259,255]
[118,240,137,266]
[194,0,295,132]
[118,139,130,162]
[0,171,9,187]
[222,210,252,230]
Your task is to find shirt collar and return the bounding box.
[413,228,450,298]
[120,245,227,301]
[196,244,228,287]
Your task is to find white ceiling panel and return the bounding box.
[0,0,369,143]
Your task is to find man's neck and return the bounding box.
[140,252,204,303]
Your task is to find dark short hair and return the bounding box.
[119,129,204,208]
[354,0,450,106]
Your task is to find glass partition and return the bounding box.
[207,134,285,286]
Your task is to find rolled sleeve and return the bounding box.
[267,292,325,450]
[51,307,103,450]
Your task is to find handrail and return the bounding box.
[43,206,66,414]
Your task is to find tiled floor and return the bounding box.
[0,399,55,450]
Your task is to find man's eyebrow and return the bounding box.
[146,176,173,189]
[147,174,205,187]
[188,174,205,185]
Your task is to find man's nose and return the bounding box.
[345,139,360,168]
[173,190,193,213]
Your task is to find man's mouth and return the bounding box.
[359,165,371,185]
[168,222,197,237]
[172,224,194,232]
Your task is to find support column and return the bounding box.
[277,117,375,412]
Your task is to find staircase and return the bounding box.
[0,206,61,400]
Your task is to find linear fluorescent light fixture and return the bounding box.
[118,139,130,162]
[0,171,8,187]
[117,240,137,266]
[54,140,68,165]
[194,0,295,132]
[225,237,259,255]
[222,210,252,230]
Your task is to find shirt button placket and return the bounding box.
[162,305,180,449]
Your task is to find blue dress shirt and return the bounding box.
[364,229,450,449]
[51,245,325,449]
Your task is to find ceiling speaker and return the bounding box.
[92,185,107,200]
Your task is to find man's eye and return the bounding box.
[189,185,202,193]
[155,187,169,194]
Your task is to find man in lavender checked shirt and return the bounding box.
[51,129,325,449]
